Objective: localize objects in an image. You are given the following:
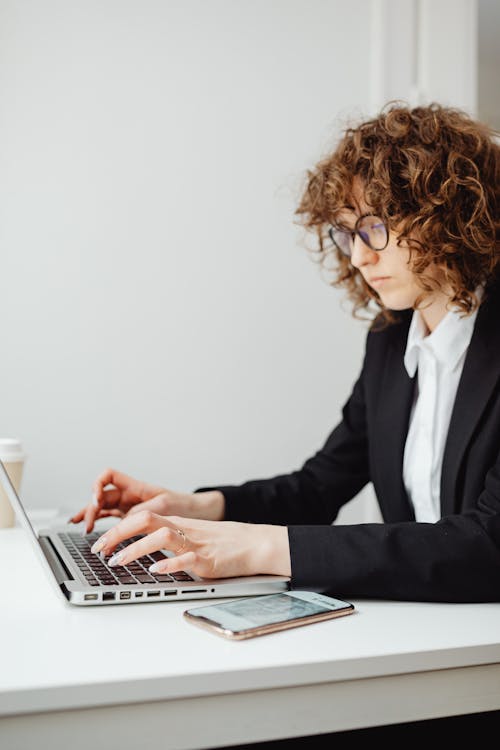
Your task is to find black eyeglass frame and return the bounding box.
[328,213,390,257]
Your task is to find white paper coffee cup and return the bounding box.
[0,438,27,528]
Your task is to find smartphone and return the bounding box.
[183,590,355,640]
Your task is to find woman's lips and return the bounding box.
[368,276,391,287]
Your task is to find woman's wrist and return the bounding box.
[257,524,292,576]
[190,489,225,521]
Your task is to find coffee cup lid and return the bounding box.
[0,438,26,461]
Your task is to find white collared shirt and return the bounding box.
[402,306,478,522]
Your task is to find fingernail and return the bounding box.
[91,536,107,554]
[149,563,160,573]
[81,527,88,537]
[108,551,124,567]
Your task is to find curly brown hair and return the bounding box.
[295,102,500,324]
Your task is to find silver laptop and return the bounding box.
[0,460,290,606]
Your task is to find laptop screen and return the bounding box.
[0,458,40,539]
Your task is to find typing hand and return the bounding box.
[89,511,291,579]
[68,467,226,534]
[69,467,174,534]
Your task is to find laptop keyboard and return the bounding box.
[59,532,194,587]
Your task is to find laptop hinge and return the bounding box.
[39,535,74,586]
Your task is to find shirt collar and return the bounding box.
[404,303,479,378]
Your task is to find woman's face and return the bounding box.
[336,186,450,322]
[349,224,424,311]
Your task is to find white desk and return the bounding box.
[1,525,500,750]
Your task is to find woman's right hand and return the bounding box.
[68,467,225,534]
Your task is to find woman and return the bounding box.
[70,102,500,602]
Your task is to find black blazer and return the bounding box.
[201,285,500,602]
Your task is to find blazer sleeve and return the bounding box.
[286,455,500,602]
[209,456,500,602]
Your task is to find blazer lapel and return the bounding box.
[440,289,500,515]
[375,315,416,521]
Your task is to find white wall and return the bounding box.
[478,0,500,128]
[0,0,481,523]
[370,0,478,114]
[0,0,372,515]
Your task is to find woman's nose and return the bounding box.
[349,234,379,269]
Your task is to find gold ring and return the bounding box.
[175,527,187,555]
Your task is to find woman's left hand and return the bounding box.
[90,510,291,579]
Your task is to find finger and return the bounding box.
[82,489,123,529]
[68,507,87,524]
[92,468,125,502]
[70,488,118,526]
[90,509,172,555]
[83,504,99,534]
[69,500,124,523]
[106,525,188,567]
[92,468,144,503]
[98,509,124,518]
[97,487,123,509]
[149,550,197,574]
[72,494,105,524]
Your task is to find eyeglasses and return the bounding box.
[328,214,389,257]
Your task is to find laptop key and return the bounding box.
[135,574,156,583]
[149,551,167,562]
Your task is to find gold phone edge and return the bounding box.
[183,603,355,640]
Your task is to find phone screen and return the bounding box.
[184,591,353,635]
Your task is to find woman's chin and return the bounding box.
[378,291,416,311]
